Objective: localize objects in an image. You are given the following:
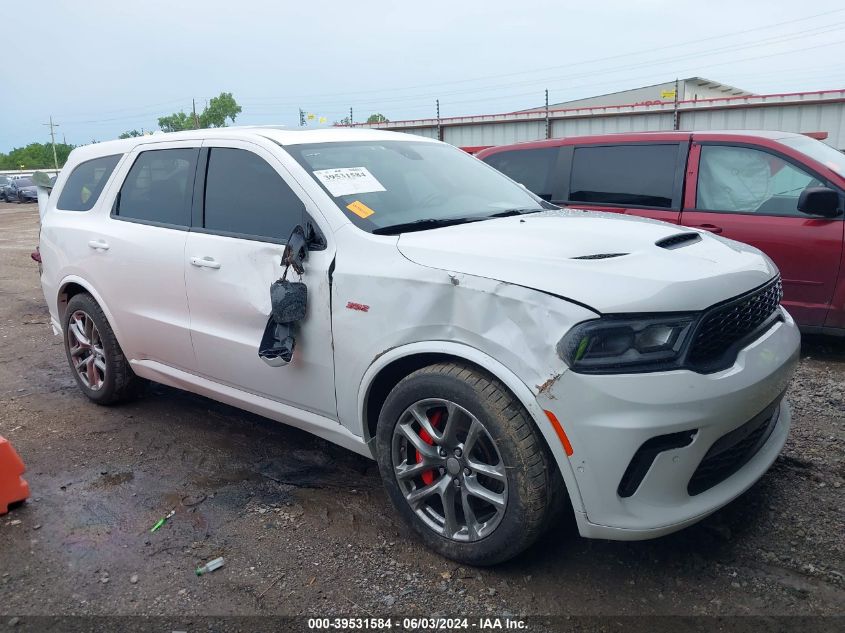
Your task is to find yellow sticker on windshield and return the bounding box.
[346,200,375,219]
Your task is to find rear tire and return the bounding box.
[376,362,564,565]
[63,293,144,405]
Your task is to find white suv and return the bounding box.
[37,127,800,564]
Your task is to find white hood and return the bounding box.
[396,209,778,314]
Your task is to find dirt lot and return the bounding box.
[0,200,843,621]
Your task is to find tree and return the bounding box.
[119,129,144,139]
[157,111,194,133]
[157,92,242,133]
[366,113,389,123]
[199,92,242,128]
[0,142,75,170]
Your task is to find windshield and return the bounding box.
[16,178,33,187]
[285,140,549,233]
[780,135,845,179]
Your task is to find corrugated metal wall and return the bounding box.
[679,102,845,146]
[550,112,675,138]
[443,121,546,146]
[362,90,845,149]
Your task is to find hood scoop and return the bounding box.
[571,253,628,260]
[656,233,702,250]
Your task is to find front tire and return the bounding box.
[376,362,563,565]
[63,293,143,405]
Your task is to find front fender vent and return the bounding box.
[656,233,701,249]
[571,253,628,260]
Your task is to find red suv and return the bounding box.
[477,131,845,333]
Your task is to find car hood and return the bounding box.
[396,209,778,314]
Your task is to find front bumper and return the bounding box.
[539,308,800,540]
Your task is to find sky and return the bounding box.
[3,0,845,152]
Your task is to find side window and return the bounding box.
[482,147,559,200]
[204,148,304,241]
[115,148,198,226]
[569,144,677,208]
[697,145,822,217]
[56,154,121,211]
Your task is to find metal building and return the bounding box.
[520,77,752,111]
[355,82,845,150]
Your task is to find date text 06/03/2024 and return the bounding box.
[307,617,527,630]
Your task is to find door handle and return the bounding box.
[190,256,221,269]
[87,239,110,250]
[693,223,723,234]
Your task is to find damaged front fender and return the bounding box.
[330,227,597,511]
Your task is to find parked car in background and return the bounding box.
[6,177,37,203]
[37,127,798,564]
[0,176,10,201]
[478,131,845,335]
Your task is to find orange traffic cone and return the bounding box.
[0,436,29,515]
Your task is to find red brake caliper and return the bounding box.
[417,409,443,485]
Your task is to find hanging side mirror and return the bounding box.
[258,225,310,367]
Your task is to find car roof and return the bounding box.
[66,126,438,163]
[476,130,807,157]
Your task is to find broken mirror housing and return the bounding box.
[270,279,307,324]
[283,225,308,275]
[258,321,296,367]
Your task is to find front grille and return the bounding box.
[687,395,783,496]
[687,277,783,372]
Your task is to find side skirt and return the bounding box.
[130,359,372,458]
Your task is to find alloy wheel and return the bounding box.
[68,310,107,391]
[391,398,507,542]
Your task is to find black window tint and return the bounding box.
[569,144,677,208]
[57,155,121,211]
[116,149,197,226]
[482,147,558,200]
[204,148,304,241]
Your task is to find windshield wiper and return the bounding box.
[486,207,545,218]
[372,216,486,235]
[372,207,548,235]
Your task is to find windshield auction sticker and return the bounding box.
[346,200,376,219]
[313,166,386,197]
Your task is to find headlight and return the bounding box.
[559,315,696,373]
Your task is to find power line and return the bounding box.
[239,8,845,103]
[54,8,845,128]
[240,21,845,111]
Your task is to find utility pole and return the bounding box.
[43,116,60,171]
[673,78,680,131]
[436,99,441,141]
[192,98,200,129]
[544,89,550,139]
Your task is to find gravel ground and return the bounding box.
[0,201,843,620]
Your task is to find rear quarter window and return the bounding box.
[56,154,122,211]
